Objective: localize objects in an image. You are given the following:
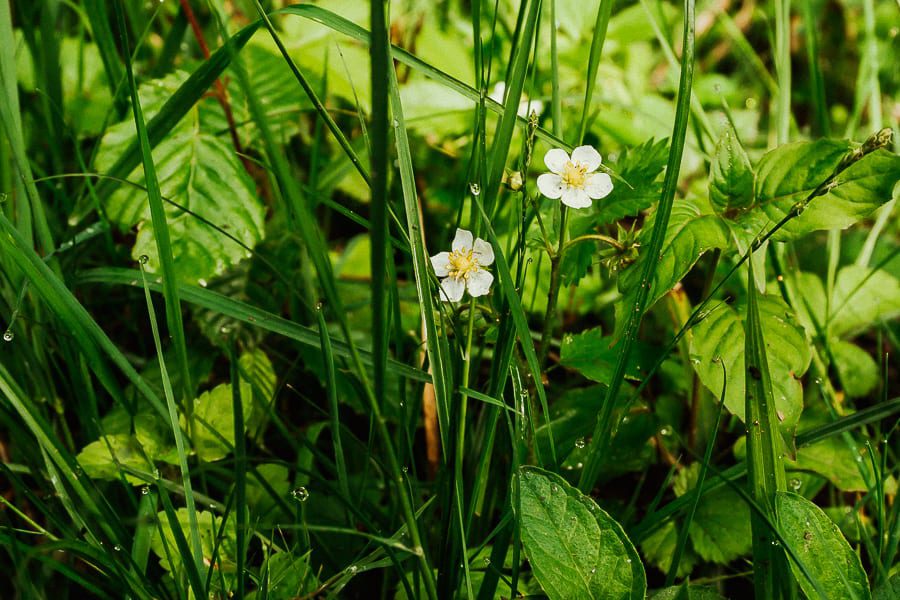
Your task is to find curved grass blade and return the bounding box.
[113,2,193,404]
[579,0,697,492]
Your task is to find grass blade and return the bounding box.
[114,2,193,404]
[744,258,790,598]
[579,0,697,492]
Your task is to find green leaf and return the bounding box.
[709,123,753,214]
[650,585,726,600]
[690,294,810,428]
[639,521,697,579]
[832,340,880,398]
[829,266,900,338]
[250,551,318,599]
[789,409,871,492]
[736,140,900,241]
[776,491,872,600]
[873,574,900,600]
[95,72,266,283]
[238,348,276,435]
[186,383,251,462]
[673,463,752,564]
[150,508,236,577]
[560,327,659,384]
[517,466,646,600]
[76,434,152,485]
[596,138,669,225]
[615,198,730,340]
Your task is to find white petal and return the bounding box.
[561,187,592,209]
[473,238,494,266]
[466,270,494,297]
[430,252,451,277]
[517,98,543,118]
[584,172,614,199]
[439,277,465,302]
[571,145,602,172]
[451,228,473,252]
[543,148,570,174]
[489,82,506,103]
[537,173,564,199]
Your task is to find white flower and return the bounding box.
[430,228,495,302]
[536,145,613,209]
[489,82,544,118]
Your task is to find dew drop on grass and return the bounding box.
[346,565,358,575]
[789,478,802,492]
[469,182,481,196]
[138,254,149,265]
[141,485,150,495]
[3,330,13,342]
[483,557,491,566]
[574,437,586,449]
[291,487,309,502]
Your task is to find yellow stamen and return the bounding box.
[561,160,587,189]
[447,248,479,281]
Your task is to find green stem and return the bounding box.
[562,233,623,253]
[774,0,792,144]
[538,206,568,366]
[453,298,479,598]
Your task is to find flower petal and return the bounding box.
[473,238,494,266]
[584,172,614,199]
[561,187,592,209]
[451,228,474,252]
[537,173,564,199]
[439,277,465,302]
[543,148,570,174]
[517,98,543,118]
[571,145,602,172]
[430,252,451,277]
[466,270,494,297]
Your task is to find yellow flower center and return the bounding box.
[447,249,479,280]
[561,160,587,189]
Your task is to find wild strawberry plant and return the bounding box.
[0,1,899,599]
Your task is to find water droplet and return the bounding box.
[346,564,359,575]
[141,485,150,495]
[402,466,409,473]
[291,487,309,502]
[551,485,559,493]
[315,301,325,311]
[483,557,491,566]
[469,182,481,196]
[574,437,586,449]
[789,478,802,491]
[197,279,208,288]
[138,255,149,265]
[113,545,122,552]
[2,330,13,342]
[660,426,672,436]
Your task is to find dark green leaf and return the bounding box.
[517,466,646,599]
[776,492,871,600]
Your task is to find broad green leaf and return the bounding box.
[535,387,655,479]
[76,434,152,485]
[248,551,318,599]
[873,574,900,600]
[560,327,659,384]
[789,409,871,492]
[709,123,753,214]
[832,340,880,398]
[829,266,900,338]
[673,463,752,564]
[639,521,697,579]
[615,197,730,340]
[238,348,276,435]
[596,138,669,225]
[150,508,236,577]
[185,383,252,462]
[517,466,646,600]
[95,72,266,283]
[650,586,726,600]
[735,140,900,241]
[245,464,291,526]
[690,294,810,428]
[776,491,871,600]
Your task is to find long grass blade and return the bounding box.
[579,0,697,492]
